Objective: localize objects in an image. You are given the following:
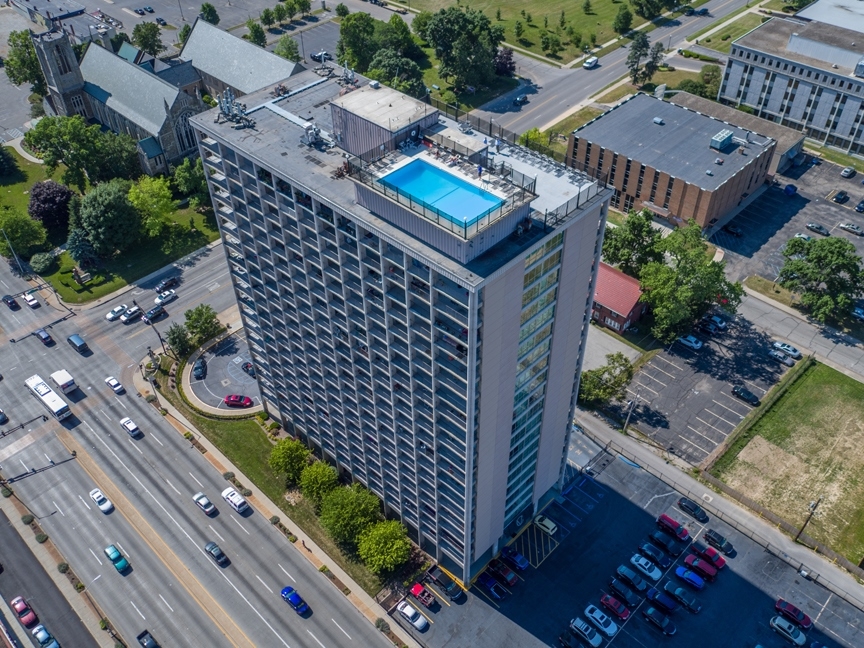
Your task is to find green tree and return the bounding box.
[260,8,275,29]
[642,41,666,83]
[367,48,425,97]
[320,484,380,547]
[613,5,633,34]
[626,32,650,85]
[583,0,592,14]
[411,11,434,42]
[379,14,414,55]
[200,2,220,25]
[778,237,864,323]
[0,208,47,259]
[78,179,139,256]
[29,252,55,274]
[560,10,566,29]
[178,23,192,45]
[578,352,634,407]
[268,438,311,485]
[132,22,166,56]
[568,27,582,50]
[296,0,311,15]
[283,0,298,22]
[89,132,140,184]
[24,116,99,193]
[357,520,411,574]
[0,147,18,178]
[602,209,664,277]
[337,12,377,71]
[300,461,339,510]
[639,221,744,342]
[28,180,73,231]
[497,8,502,21]
[246,20,267,47]
[514,20,524,40]
[544,15,548,29]
[335,3,349,18]
[66,229,99,268]
[128,176,177,238]
[541,32,562,56]
[184,303,222,343]
[5,31,46,96]
[701,64,722,99]
[173,157,209,208]
[676,78,708,97]
[273,2,287,25]
[425,7,504,88]
[166,323,193,357]
[274,34,301,62]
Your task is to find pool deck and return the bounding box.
[378,153,509,204]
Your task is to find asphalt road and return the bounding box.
[0,246,389,648]
[0,508,99,648]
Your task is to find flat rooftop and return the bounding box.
[191,70,603,283]
[330,85,428,132]
[10,0,84,18]
[735,17,864,76]
[573,93,774,191]
[796,0,864,34]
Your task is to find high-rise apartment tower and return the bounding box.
[192,72,610,581]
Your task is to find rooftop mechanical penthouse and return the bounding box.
[191,69,611,582]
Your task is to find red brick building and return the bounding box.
[592,262,645,332]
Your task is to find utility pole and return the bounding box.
[622,388,641,434]
[795,496,822,542]
[1,228,26,277]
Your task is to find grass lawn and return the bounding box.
[712,361,864,562]
[762,0,797,12]
[595,68,701,104]
[418,45,519,110]
[744,275,798,307]
[42,207,219,303]
[544,107,605,155]
[687,3,753,41]
[158,383,384,596]
[698,13,765,54]
[0,147,54,214]
[805,143,864,174]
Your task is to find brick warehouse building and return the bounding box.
[566,94,776,230]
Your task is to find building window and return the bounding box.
[604,317,620,330]
[174,111,196,152]
[55,45,71,75]
[70,93,86,116]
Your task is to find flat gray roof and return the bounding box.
[330,85,428,132]
[796,0,864,34]
[191,71,604,284]
[573,93,774,191]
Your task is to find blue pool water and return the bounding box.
[379,159,504,227]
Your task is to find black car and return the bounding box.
[608,578,640,607]
[732,384,760,406]
[806,222,830,236]
[677,497,709,523]
[648,530,685,557]
[310,51,331,62]
[242,362,255,377]
[856,199,864,213]
[134,8,145,15]
[192,358,207,379]
[697,321,720,336]
[155,276,178,292]
[663,581,702,613]
[638,542,673,570]
[0,408,7,424]
[557,630,582,648]
[642,606,677,635]
[722,224,743,237]
[35,328,53,345]
[143,6,154,12]
[833,190,849,203]
[204,541,229,566]
[513,94,528,106]
[2,295,19,309]
[142,305,164,324]
[615,565,648,592]
[703,529,734,554]
[155,17,166,25]
[476,572,507,601]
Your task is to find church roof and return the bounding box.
[155,60,202,90]
[80,42,180,136]
[138,136,164,159]
[179,18,302,94]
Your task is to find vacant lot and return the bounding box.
[714,361,864,563]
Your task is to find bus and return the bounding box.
[50,370,76,395]
[25,374,71,420]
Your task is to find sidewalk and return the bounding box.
[574,410,864,613]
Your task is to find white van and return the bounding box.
[221,487,249,513]
[583,56,599,69]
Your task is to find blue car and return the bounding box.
[646,586,679,614]
[501,545,529,571]
[675,567,704,590]
[281,586,309,614]
[476,572,507,600]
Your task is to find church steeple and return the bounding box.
[32,25,87,117]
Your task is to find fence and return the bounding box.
[578,425,864,615]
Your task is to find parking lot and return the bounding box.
[713,158,864,282]
[188,331,261,410]
[393,441,864,648]
[614,319,788,465]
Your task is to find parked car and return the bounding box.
[806,222,830,236]
[852,307,864,322]
[204,541,229,566]
[568,617,602,648]
[768,349,795,367]
[89,488,113,513]
[648,530,685,556]
[638,542,673,569]
[657,513,690,541]
[35,329,53,345]
[677,334,703,350]
[833,190,849,203]
[697,321,720,336]
[770,615,807,646]
[488,559,518,586]
[684,554,717,581]
[104,544,129,572]
[674,566,704,590]
[642,606,677,635]
[143,6,154,12]
[584,604,618,637]
[646,586,679,614]
[280,586,309,614]
[723,223,743,237]
[192,358,207,379]
[155,16,166,25]
[242,362,255,377]
[732,384,760,406]
[397,601,428,631]
[663,581,702,613]
[775,598,813,629]
[501,545,529,570]
[534,514,557,536]
[630,555,662,581]
[690,540,726,569]
[615,565,648,592]
[773,341,801,358]
[856,199,864,213]
[224,394,253,408]
[841,166,856,178]
[706,314,727,330]
[608,578,640,607]
[134,8,145,15]
[703,529,734,554]
[105,304,128,320]
[600,594,630,620]
[10,596,37,627]
[31,625,59,648]
[476,572,507,600]
[840,222,863,235]
[794,233,812,242]
[677,497,709,523]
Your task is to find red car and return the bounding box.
[600,594,631,620]
[10,596,37,627]
[488,559,518,586]
[657,513,690,541]
[684,554,717,581]
[224,394,253,408]
[775,598,813,630]
[691,541,726,569]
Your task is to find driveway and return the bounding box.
[188,331,262,411]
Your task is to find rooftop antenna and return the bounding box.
[218,88,255,129]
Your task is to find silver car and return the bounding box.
[768,349,795,367]
[770,615,806,646]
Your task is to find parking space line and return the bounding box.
[426,586,450,606]
[694,416,732,437]
[688,425,725,448]
[628,382,658,396]
[813,593,833,625]
[679,433,711,455]
[702,407,740,428]
[711,399,747,419]
[470,587,500,609]
[743,379,767,394]
[641,372,667,388]
[647,363,676,379]
[654,355,684,371]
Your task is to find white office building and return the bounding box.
[191,71,610,581]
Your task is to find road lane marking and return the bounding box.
[332,618,351,639]
[130,601,145,619]
[165,479,181,495]
[129,438,144,454]
[278,564,296,583]
[189,472,204,488]
[306,630,325,648]
[209,525,225,542]
[159,594,174,612]
[150,432,164,447]
[19,459,28,471]
[52,500,65,516]
[116,542,127,555]
[255,574,273,594]
[231,516,250,535]
[89,548,103,565]
[115,397,128,410]
[78,495,91,510]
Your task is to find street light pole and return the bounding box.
[152,322,168,356]
[622,389,641,434]
[1,228,26,277]
[177,0,185,21]
[795,497,822,542]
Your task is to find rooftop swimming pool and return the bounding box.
[378,159,504,228]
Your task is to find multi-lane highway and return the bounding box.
[0,247,388,648]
